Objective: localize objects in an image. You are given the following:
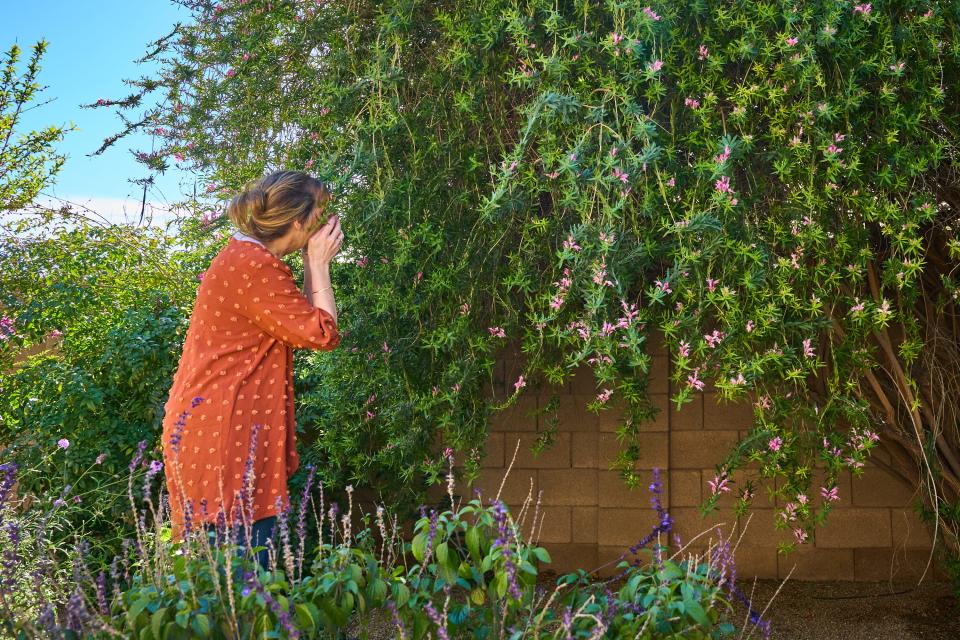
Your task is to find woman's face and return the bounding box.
[291,187,335,252]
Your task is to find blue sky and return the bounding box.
[3,1,199,225]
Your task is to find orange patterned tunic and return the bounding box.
[161,233,340,541]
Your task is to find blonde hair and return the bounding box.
[226,170,331,242]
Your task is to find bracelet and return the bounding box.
[311,286,333,295]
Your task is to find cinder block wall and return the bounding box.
[470,338,946,582]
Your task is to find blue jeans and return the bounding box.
[205,516,277,574]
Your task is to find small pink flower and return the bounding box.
[654,279,672,294]
[643,7,661,21]
[793,527,808,543]
[514,375,526,391]
[687,368,704,390]
[786,36,798,46]
[382,341,391,353]
[226,68,236,78]
[820,485,840,502]
[768,436,783,452]
[174,153,185,162]
[698,44,709,60]
[612,167,629,184]
[648,59,664,72]
[715,175,733,194]
[666,176,675,187]
[597,388,613,404]
[452,383,461,393]
[802,338,815,358]
[684,97,700,109]
[714,145,731,164]
[708,473,731,495]
[745,320,755,333]
[706,277,718,292]
[196,272,205,282]
[611,32,624,45]
[853,3,872,15]
[488,326,506,338]
[678,340,690,358]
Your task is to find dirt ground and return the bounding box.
[346,576,959,639]
[729,577,960,640]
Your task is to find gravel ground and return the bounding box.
[729,577,960,640]
[344,576,960,639]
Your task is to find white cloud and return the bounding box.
[16,194,186,228]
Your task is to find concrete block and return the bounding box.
[571,507,598,544]
[703,394,755,430]
[814,508,892,548]
[489,396,538,432]
[669,430,741,469]
[571,432,598,468]
[539,469,598,506]
[779,547,855,581]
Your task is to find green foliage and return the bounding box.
[0,214,217,564]
[94,0,960,563]
[5,0,960,586]
[2,455,744,639]
[0,39,74,212]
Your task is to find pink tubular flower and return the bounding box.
[768,436,783,452]
[654,279,672,294]
[57,438,70,450]
[642,7,661,21]
[597,388,613,404]
[612,167,629,184]
[786,36,798,46]
[687,368,704,390]
[745,320,755,333]
[611,32,624,45]
[793,527,808,543]
[802,338,815,358]
[708,472,731,495]
[853,3,872,15]
[226,68,236,78]
[684,97,700,109]
[706,277,718,292]
[648,59,664,72]
[488,326,506,338]
[698,44,709,60]
[713,145,731,164]
[715,175,733,194]
[678,340,690,358]
[820,485,840,502]
[514,375,526,392]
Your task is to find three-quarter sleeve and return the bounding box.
[239,252,341,351]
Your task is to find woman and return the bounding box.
[160,170,343,568]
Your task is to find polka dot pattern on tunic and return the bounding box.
[161,236,340,542]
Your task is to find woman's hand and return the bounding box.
[305,214,343,266]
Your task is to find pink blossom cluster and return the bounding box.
[562,234,582,252]
[0,316,15,341]
[704,329,725,348]
[592,258,614,287]
[550,267,573,310]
